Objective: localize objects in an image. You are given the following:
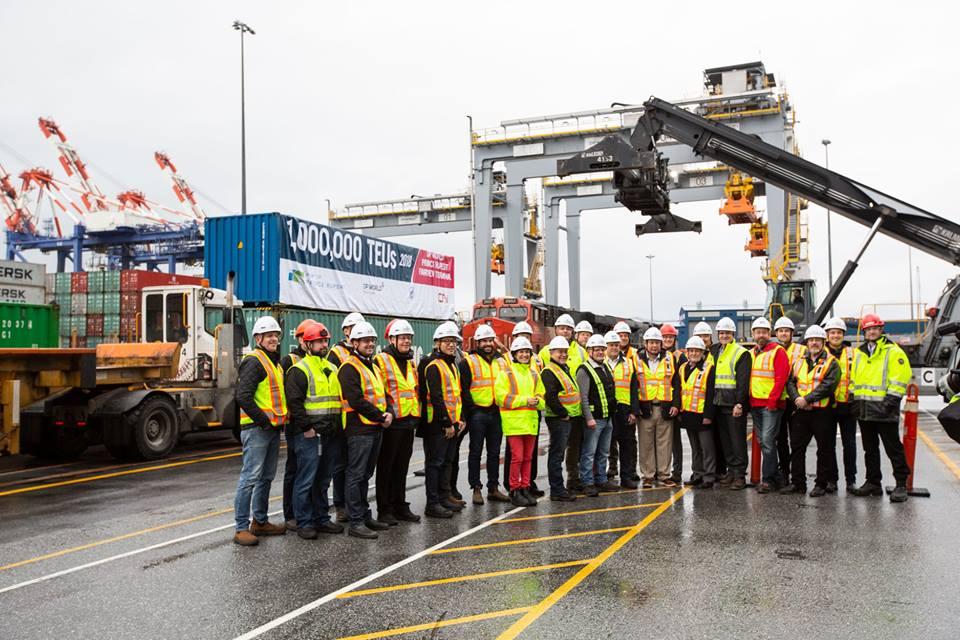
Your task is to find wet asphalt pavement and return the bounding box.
[1,403,959,640]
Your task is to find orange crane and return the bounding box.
[154,152,205,221]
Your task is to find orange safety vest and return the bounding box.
[374,351,420,419]
[340,355,387,427]
[680,362,712,414]
[640,353,674,402]
[330,342,351,365]
[750,344,785,400]
[792,352,837,408]
[782,342,808,399]
[426,358,462,424]
[239,349,289,427]
[833,346,856,403]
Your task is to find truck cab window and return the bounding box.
[166,293,188,344]
[145,294,164,342]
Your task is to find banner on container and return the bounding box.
[277,215,455,319]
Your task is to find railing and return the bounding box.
[856,303,930,344]
[472,113,630,146]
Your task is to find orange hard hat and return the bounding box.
[659,323,678,337]
[861,314,885,329]
[295,319,317,338]
[302,322,330,342]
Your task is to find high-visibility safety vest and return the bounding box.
[850,337,911,403]
[640,354,674,402]
[680,362,712,414]
[791,352,837,408]
[374,351,420,419]
[287,352,302,368]
[339,355,387,428]
[607,356,634,406]
[464,353,504,408]
[543,361,583,418]
[425,358,462,425]
[330,342,351,365]
[291,354,341,417]
[750,344,786,400]
[580,362,611,419]
[494,360,545,436]
[833,345,857,403]
[781,342,808,399]
[714,341,748,405]
[539,343,587,378]
[239,349,289,427]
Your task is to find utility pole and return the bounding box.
[822,139,833,315]
[233,21,255,215]
[646,254,655,323]
[908,248,914,319]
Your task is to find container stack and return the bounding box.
[0,260,57,348]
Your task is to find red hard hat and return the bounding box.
[861,313,885,329]
[384,319,395,340]
[295,319,317,338]
[659,323,678,337]
[302,322,330,342]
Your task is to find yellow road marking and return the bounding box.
[918,427,960,481]
[336,606,532,640]
[338,560,589,599]
[496,501,665,524]
[497,487,688,639]
[431,527,633,554]
[598,486,676,496]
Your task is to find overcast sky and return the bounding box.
[2,1,957,322]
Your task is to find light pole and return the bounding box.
[233,20,255,215]
[822,139,833,315]
[646,254,655,323]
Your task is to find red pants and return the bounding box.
[508,435,536,491]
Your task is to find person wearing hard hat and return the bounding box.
[329,312,365,367]
[637,327,679,488]
[233,316,289,546]
[538,314,582,370]
[372,320,422,525]
[660,323,685,485]
[418,322,467,518]
[505,320,545,497]
[612,320,639,483]
[824,317,859,491]
[712,316,751,490]
[565,320,594,492]
[749,317,791,493]
[849,314,912,502]
[280,318,317,530]
[691,322,725,481]
[576,334,619,496]
[541,336,582,502]
[692,322,715,365]
[338,321,393,539]
[774,316,807,487]
[284,322,344,539]
[606,329,640,489]
[672,336,717,488]
[495,336,546,506]
[459,324,511,506]
[782,325,840,497]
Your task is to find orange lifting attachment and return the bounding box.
[745,221,768,257]
[490,243,505,275]
[719,171,759,225]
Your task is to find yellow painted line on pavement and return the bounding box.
[918,427,960,481]
[338,559,588,599]
[496,501,665,524]
[598,486,676,496]
[497,487,688,639]
[336,606,532,640]
[431,526,633,554]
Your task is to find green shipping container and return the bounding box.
[59,313,71,336]
[103,292,121,315]
[69,315,87,337]
[103,271,121,292]
[54,272,72,294]
[104,313,120,338]
[86,292,104,314]
[0,303,59,348]
[87,271,105,293]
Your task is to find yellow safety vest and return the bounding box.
[680,362,712,414]
[287,352,301,368]
[750,344,786,400]
[464,353,503,408]
[781,342,808,399]
[239,349,289,427]
[851,338,911,403]
[374,352,420,419]
[792,352,837,408]
[640,354,674,402]
[608,356,634,406]
[494,360,545,436]
[581,362,611,419]
[425,358,462,425]
[339,355,387,428]
[833,346,856,403]
[291,355,341,417]
[330,342,351,365]
[714,342,748,398]
[543,361,582,418]
[539,343,587,377]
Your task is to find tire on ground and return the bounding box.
[124,396,180,460]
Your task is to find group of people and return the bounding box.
[231,308,914,546]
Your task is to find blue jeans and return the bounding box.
[234,427,281,531]
[312,429,346,525]
[468,409,503,490]
[545,417,572,495]
[751,407,783,485]
[287,431,320,528]
[580,417,613,486]
[345,432,382,525]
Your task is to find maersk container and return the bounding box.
[0,303,59,348]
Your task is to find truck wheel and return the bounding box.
[125,397,180,460]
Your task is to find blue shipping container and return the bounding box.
[205,213,283,305]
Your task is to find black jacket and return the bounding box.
[710,342,751,408]
[607,355,641,416]
[284,355,339,436]
[279,346,306,374]
[381,344,419,430]
[458,350,502,415]
[418,350,458,435]
[786,350,840,408]
[236,346,283,431]
[577,359,616,421]
[542,358,576,419]
[337,347,389,436]
[671,360,716,429]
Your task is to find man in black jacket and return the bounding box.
[710,318,752,490]
[281,319,316,530]
[542,336,581,502]
[672,336,717,488]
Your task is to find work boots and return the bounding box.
[890,486,909,503]
[487,488,511,503]
[233,529,259,546]
[509,490,528,507]
[250,520,286,536]
[473,488,485,505]
[850,482,884,497]
[395,506,421,522]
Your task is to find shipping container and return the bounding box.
[55,272,72,294]
[69,314,87,337]
[121,270,204,292]
[104,313,120,338]
[45,273,56,293]
[86,292,104,314]
[87,271,105,293]
[0,303,59,348]
[71,271,88,293]
[121,291,140,315]
[677,305,764,345]
[0,284,45,305]
[59,312,71,336]
[103,270,121,291]
[103,291,121,315]
[0,260,46,288]
[86,314,104,336]
[70,293,87,315]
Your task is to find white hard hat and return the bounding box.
[586,334,607,349]
[433,321,461,341]
[604,331,620,344]
[555,314,576,328]
[252,316,282,336]
[823,317,846,332]
[716,317,736,333]
[474,325,497,341]
[752,317,772,331]
[774,316,796,331]
[388,319,414,337]
[575,320,593,334]
[643,327,663,342]
[693,321,713,337]
[511,336,533,352]
[342,312,365,330]
[685,336,706,351]
[804,324,827,341]
[512,321,534,336]
[613,321,631,334]
[350,321,377,340]
[547,336,569,350]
